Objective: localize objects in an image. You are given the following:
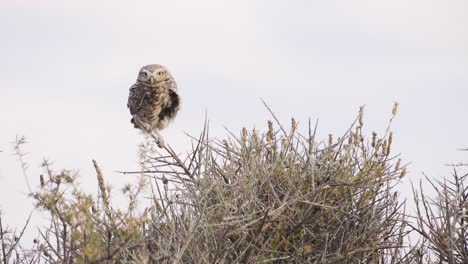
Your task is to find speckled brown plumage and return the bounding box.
[127,64,180,147]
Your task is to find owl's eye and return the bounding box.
[157,72,164,76]
[142,72,148,77]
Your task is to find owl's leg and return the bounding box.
[133,115,152,132]
[152,130,165,148]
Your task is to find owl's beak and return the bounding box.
[149,77,155,84]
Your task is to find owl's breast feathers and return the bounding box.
[127,80,180,130]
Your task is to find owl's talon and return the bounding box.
[143,124,152,133]
[156,137,165,148]
[152,131,165,148]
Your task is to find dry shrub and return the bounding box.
[1,104,465,263]
[137,104,410,263]
[411,163,468,264]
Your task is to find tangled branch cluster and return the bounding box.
[1,106,467,263]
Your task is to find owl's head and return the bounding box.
[137,64,173,85]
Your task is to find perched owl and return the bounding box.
[127,64,180,147]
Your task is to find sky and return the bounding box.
[1,0,467,241]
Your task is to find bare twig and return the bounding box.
[0,213,7,264]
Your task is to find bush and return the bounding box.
[0,104,466,263]
[410,163,468,263]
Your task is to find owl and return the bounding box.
[127,64,180,148]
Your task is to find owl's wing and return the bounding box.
[168,78,178,92]
[127,83,146,115]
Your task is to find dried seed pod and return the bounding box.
[395,159,401,172]
[382,140,388,156]
[358,106,364,128]
[223,139,232,160]
[291,118,297,133]
[242,127,248,141]
[387,132,393,154]
[267,120,274,142]
[392,102,399,116]
[400,168,407,178]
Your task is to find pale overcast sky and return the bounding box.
[1,0,467,237]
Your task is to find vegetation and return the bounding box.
[0,104,466,263]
